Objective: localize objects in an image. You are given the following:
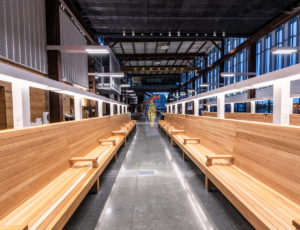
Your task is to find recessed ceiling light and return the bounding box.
[213,31,217,37]
[222,31,226,37]
[132,30,135,36]
[177,30,180,37]
[123,30,126,36]
[168,31,172,37]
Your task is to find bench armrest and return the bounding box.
[293,219,300,230]
[183,138,200,144]
[70,157,98,168]
[0,225,28,230]
[112,131,127,135]
[99,139,117,146]
[171,130,185,135]
[206,155,234,166]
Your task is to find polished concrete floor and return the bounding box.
[64,116,253,230]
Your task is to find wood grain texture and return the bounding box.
[159,114,300,229]
[0,114,135,229]
[0,81,13,129]
[30,87,49,123]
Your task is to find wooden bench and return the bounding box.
[0,114,136,230]
[160,113,300,230]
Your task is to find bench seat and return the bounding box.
[0,114,136,230]
[161,114,300,230]
[172,133,300,230]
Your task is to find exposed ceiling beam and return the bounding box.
[196,41,208,53]
[106,37,222,43]
[122,66,201,72]
[116,52,206,60]
[211,40,222,51]
[127,73,179,78]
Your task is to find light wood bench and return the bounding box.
[160,113,300,230]
[0,114,136,230]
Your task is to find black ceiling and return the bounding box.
[71,0,298,37]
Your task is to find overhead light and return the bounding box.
[126,90,134,93]
[204,33,207,36]
[85,48,110,54]
[222,31,226,37]
[150,33,153,36]
[123,30,126,36]
[187,33,190,36]
[154,61,161,65]
[160,33,162,36]
[177,30,180,37]
[213,31,217,37]
[196,33,199,36]
[271,47,298,54]
[121,84,130,87]
[187,89,195,92]
[199,84,209,87]
[160,42,169,50]
[221,72,256,77]
[141,33,144,36]
[132,30,135,36]
[168,31,172,37]
[88,72,124,78]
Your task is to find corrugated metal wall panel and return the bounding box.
[0,0,47,73]
[59,8,88,89]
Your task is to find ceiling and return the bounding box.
[71,0,299,92]
[71,0,298,36]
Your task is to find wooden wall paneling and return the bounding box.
[30,87,49,123]
[290,114,300,126]
[0,86,7,129]
[0,81,13,129]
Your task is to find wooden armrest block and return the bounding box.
[112,131,126,135]
[206,155,234,166]
[171,130,185,134]
[70,157,98,168]
[99,139,117,146]
[0,225,28,230]
[293,219,300,230]
[183,138,200,144]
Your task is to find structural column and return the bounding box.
[217,94,225,119]
[174,104,178,114]
[98,100,103,117]
[182,102,186,115]
[110,103,114,115]
[273,81,290,125]
[117,104,120,115]
[194,99,199,116]
[12,82,31,128]
[74,96,82,121]
[251,101,256,113]
[230,103,234,113]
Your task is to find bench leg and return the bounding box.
[114,153,118,161]
[123,138,127,146]
[183,151,187,161]
[91,178,100,194]
[171,137,175,146]
[205,176,212,191]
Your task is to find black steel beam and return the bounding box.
[105,36,222,43]
[122,66,201,72]
[116,52,206,60]
[127,74,179,78]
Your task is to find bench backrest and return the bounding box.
[169,114,187,130]
[0,114,129,218]
[182,114,300,205]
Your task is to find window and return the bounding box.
[225,104,231,112]
[177,104,182,114]
[256,40,262,76]
[293,98,300,114]
[289,18,298,66]
[264,34,271,73]
[210,106,217,112]
[234,103,249,113]
[275,27,283,70]
[256,100,273,113]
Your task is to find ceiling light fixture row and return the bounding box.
[121,31,226,37]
